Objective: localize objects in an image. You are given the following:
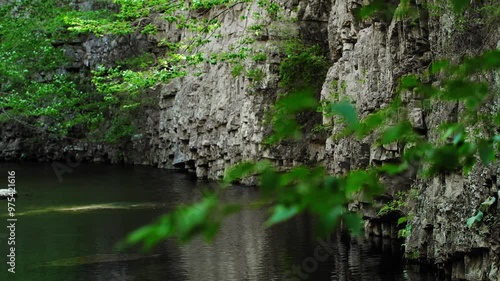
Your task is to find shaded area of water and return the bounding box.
[0,163,438,281]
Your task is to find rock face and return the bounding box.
[318,1,500,280]
[0,0,499,279]
[147,1,329,180]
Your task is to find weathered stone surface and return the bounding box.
[318,0,499,279]
[139,0,329,180]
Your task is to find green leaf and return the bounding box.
[267,89,319,144]
[400,75,419,89]
[427,145,461,175]
[280,166,310,186]
[344,170,382,199]
[201,222,220,242]
[440,123,464,141]
[450,0,470,13]
[379,163,407,175]
[478,140,495,165]
[393,0,411,20]
[356,109,386,137]
[398,224,412,239]
[458,142,475,156]
[317,206,344,235]
[462,155,476,175]
[441,80,488,109]
[343,213,363,236]
[223,162,256,183]
[265,205,301,227]
[452,132,464,145]
[274,88,318,114]
[266,116,301,144]
[125,215,173,251]
[254,160,273,173]
[477,50,500,71]
[466,210,483,229]
[327,100,359,129]
[127,225,156,244]
[494,113,500,125]
[344,170,369,198]
[397,216,408,226]
[415,83,439,98]
[380,122,414,144]
[430,59,450,75]
[260,169,280,197]
[354,0,391,20]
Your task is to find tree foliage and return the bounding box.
[0,1,98,135]
[1,0,284,141]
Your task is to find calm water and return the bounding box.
[0,163,438,281]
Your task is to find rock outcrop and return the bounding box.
[318,1,499,280]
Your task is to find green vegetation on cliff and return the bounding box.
[0,1,93,134]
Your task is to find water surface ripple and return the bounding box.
[0,163,438,281]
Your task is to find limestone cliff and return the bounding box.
[0,0,499,279]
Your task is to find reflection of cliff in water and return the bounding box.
[177,189,322,280]
[178,187,271,280]
[177,185,438,281]
[332,232,401,281]
[330,232,439,281]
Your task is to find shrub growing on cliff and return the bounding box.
[279,40,328,91]
[0,0,138,140]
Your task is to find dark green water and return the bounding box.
[0,163,438,281]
